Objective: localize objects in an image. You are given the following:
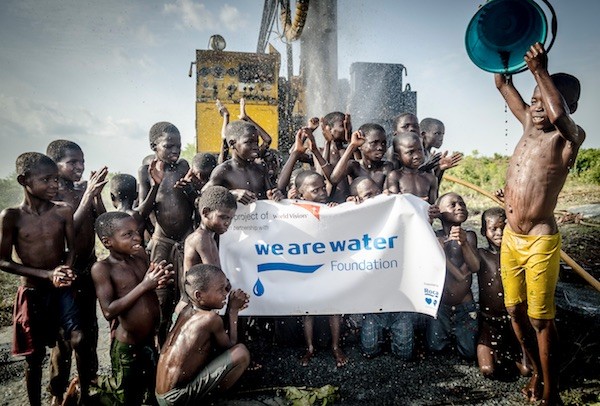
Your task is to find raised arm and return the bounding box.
[526,43,580,144]
[277,128,308,193]
[74,166,108,230]
[213,289,249,348]
[239,98,272,155]
[328,130,364,186]
[136,159,164,219]
[217,99,230,164]
[495,74,528,125]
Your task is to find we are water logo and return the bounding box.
[253,263,323,296]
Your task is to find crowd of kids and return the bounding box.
[0,43,582,406]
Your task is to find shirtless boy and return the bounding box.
[110,160,163,245]
[204,120,283,204]
[477,207,531,379]
[386,132,438,204]
[419,118,462,185]
[427,192,480,360]
[329,124,394,192]
[386,112,420,168]
[46,139,108,404]
[0,152,79,406]
[495,42,585,404]
[138,122,196,344]
[91,211,173,405]
[156,264,250,405]
[278,130,348,368]
[320,111,352,202]
[174,185,237,314]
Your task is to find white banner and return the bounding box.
[219,194,445,316]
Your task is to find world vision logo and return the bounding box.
[293,202,322,220]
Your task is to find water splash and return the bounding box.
[253,278,265,296]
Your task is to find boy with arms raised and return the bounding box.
[495,42,585,404]
[204,120,283,204]
[427,192,480,360]
[156,264,250,405]
[319,111,352,202]
[138,122,196,345]
[477,208,531,379]
[46,139,108,404]
[277,129,348,368]
[91,211,173,405]
[174,185,237,314]
[0,153,80,406]
[329,124,394,192]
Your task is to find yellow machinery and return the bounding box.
[193,44,280,153]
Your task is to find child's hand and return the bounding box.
[349,130,365,149]
[439,151,463,171]
[428,204,440,222]
[267,188,284,202]
[50,265,76,288]
[326,202,338,207]
[292,128,309,154]
[307,117,319,131]
[419,153,441,172]
[346,195,361,204]
[231,189,257,205]
[525,42,548,74]
[287,186,299,199]
[174,168,195,190]
[495,188,505,203]
[148,159,164,185]
[447,226,467,245]
[216,99,229,117]
[320,118,333,142]
[238,97,247,120]
[228,289,250,311]
[86,167,109,197]
[343,113,352,142]
[145,260,174,290]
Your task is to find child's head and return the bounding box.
[46,140,84,182]
[294,170,327,203]
[420,118,445,150]
[393,113,419,134]
[349,176,381,200]
[550,73,581,114]
[149,122,181,165]
[481,207,506,249]
[323,111,347,141]
[110,174,137,207]
[437,192,468,226]
[197,185,237,235]
[392,132,425,169]
[191,153,217,183]
[225,120,259,161]
[185,264,229,310]
[95,211,141,253]
[16,152,59,201]
[357,123,386,162]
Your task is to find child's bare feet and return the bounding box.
[333,347,348,368]
[521,373,542,402]
[300,348,315,366]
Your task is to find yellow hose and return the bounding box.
[280,0,309,41]
[443,173,600,292]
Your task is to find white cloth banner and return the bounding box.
[219,194,446,316]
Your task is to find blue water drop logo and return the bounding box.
[253,278,265,296]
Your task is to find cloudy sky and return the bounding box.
[1,0,598,178]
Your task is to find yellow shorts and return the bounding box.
[500,226,561,320]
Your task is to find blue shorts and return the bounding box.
[426,300,478,359]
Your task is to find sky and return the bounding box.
[1,0,598,179]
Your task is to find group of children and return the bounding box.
[0,43,582,406]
